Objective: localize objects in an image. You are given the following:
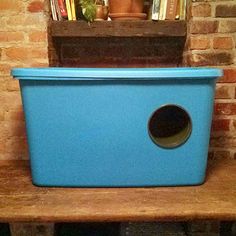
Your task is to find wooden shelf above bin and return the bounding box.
[0,159,235,222]
[51,20,187,38]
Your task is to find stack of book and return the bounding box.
[50,0,77,21]
[151,0,186,20]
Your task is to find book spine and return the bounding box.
[152,0,161,20]
[165,0,178,20]
[57,0,68,18]
[50,0,58,20]
[70,0,76,20]
[54,0,63,21]
[65,0,72,20]
[159,0,167,20]
[180,0,186,20]
[175,0,180,20]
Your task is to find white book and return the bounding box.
[54,0,63,21]
[152,0,161,20]
[50,0,58,20]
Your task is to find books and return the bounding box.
[70,0,77,21]
[179,0,187,20]
[165,0,178,20]
[50,0,187,21]
[57,0,68,18]
[50,0,58,20]
[151,0,187,21]
[65,0,73,20]
[152,0,161,21]
[50,0,77,21]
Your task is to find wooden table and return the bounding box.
[0,159,235,222]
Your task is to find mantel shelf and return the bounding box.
[0,159,236,222]
[51,20,187,38]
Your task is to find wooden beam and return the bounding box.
[51,20,187,37]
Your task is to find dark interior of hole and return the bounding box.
[149,106,190,138]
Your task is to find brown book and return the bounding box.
[165,0,178,20]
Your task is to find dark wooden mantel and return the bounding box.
[0,159,235,222]
[51,20,187,38]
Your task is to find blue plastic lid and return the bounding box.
[11,67,223,80]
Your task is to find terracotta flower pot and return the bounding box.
[131,0,144,13]
[108,0,144,14]
[95,5,109,20]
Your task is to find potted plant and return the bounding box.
[79,0,108,22]
[94,0,109,21]
[79,0,96,22]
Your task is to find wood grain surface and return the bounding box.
[0,159,235,222]
[51,20,187,37]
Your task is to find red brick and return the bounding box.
[0,139,6,154]
[29,31,47,42]
[0,78,6,91]
[29,63,49,67]
[208,151,214,160]
[0,0,23,12]
[190,52,233,66]
[4,109,24,121]
[211,119,230,131]
[0,32,24,42]
[0,91,22,110]
[212,151,231,160]
[190,20,218,34]
[5,137,28,155]
[5,48,31,61]
[218,20,236,33]
[2,121,26,138]
[5,47,48,61]
[215,84,234,99]
[191,3,211,17]
[210,136,235,148]
[0,64,11,76]
[6,16,26,27]
[218,69,236,83]
[0,112,4,121]
[214,103,236,115]
[232,120,236,130]
[216,4,236,17]
[213,37,233,49]
[6,80,20,92]
[6,15,46,28]
[27,1,44,12]
[189,37,210,50]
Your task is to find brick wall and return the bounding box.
[0,0,49,160]
[186,0,236,160]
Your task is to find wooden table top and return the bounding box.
[0,159,235,222]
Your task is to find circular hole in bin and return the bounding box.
[148,105,192,148]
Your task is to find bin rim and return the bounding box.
[11,67,223,80]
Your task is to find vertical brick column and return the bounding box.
[0,0,50,160]
[185,0,236,160]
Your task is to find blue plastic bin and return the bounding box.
[12,68,222,187]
